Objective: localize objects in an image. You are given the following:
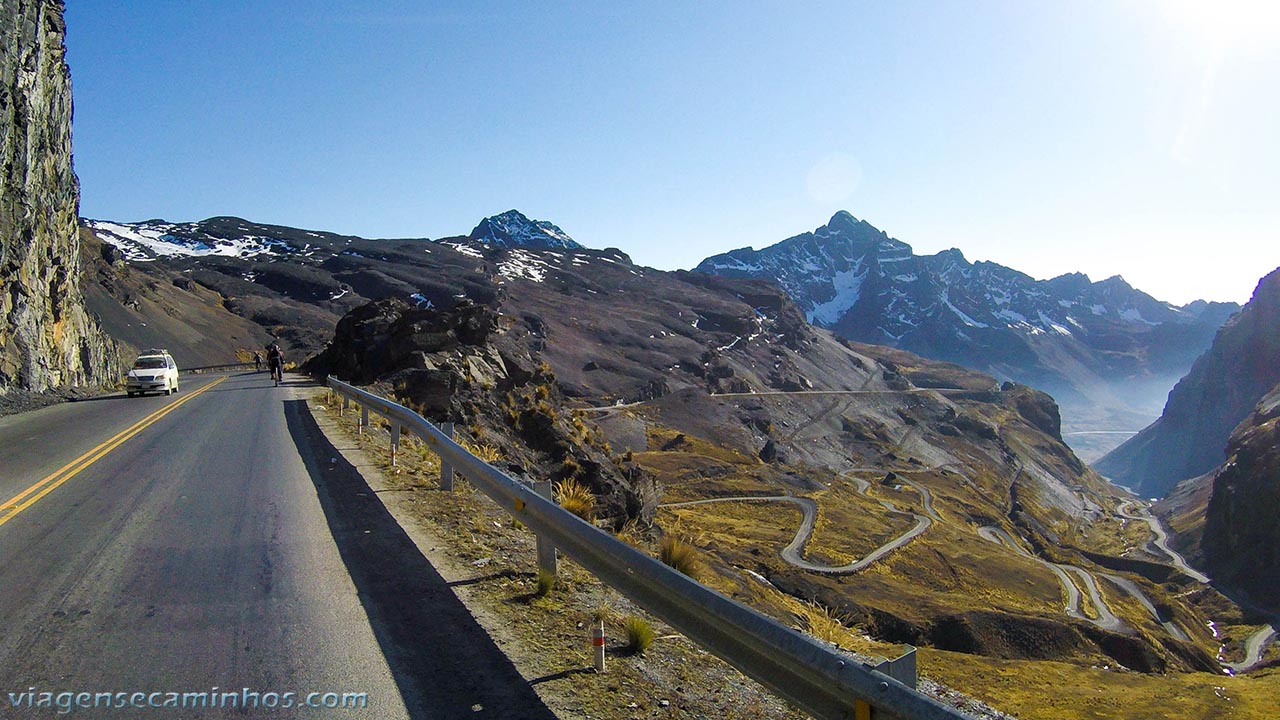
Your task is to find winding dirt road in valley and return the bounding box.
[1115,500,1210,583]
[660,469,937,577]
[1115,500,1277,671]
[1100,573,1191,642]
[977,526,1127,632]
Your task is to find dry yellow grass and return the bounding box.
[658,535,703,578]
[793,600,853,646]
[922,648,1280,720]
[461,439,502,464]
[622,616,655,654]
[659,500,800,555]
[554,477,596,521]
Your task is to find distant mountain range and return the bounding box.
[1097,267,1280,497]
[86,208,1240,463]
[695,211,1239,458]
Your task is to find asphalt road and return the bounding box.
[0,372,554,719]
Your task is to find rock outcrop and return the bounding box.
[1201,383,1280,606]
[305,297,660,527]
[1,0,118,395]
[1097,267,1280,497]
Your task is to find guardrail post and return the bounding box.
[341,396,350,416]
[439,422,455,491]
[390,422,401,466]
[592,619,606,673]
[533,480,558,577]
[873,645,917,690]
[359,405,369,434]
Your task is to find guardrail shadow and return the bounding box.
[283,400,558,720]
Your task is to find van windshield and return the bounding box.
[133,357,167,370]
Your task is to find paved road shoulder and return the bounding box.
[295,393,560,720]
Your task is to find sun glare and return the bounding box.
[1164,0,1280,52]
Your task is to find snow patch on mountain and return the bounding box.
[810,263,867,325]
[86,220,284,260]
[496,249,550,283]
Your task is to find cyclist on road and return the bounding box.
[266,342,284,385]
[253,351,262,372]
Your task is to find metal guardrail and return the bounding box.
[182,362,258,375]
[325,377,971,720]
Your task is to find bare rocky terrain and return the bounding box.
[69,213,1280,717]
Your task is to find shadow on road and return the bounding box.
[284,400,558,720]
[67,391,138,403]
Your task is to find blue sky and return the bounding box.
[66,1,1278,304]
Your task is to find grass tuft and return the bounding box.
[622,616,654,655]
[534,568,556,598]
[462,440,501,464]
[793,601,852,646]
[658,535,702,578]
[556,477,596,521]
[592,603,613,624]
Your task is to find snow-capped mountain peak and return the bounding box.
[694,211,1240,448]
[468,210,582,250]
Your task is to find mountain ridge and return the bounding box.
[1096,266,1280,497]
[468,209,582,250]
[694,211,1239,460]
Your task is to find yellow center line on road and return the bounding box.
[0,377,227,529]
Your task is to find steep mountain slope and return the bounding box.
[694,212,1237,460]
[80,229,277,366]
[1096,267,1280,497]
[1,0,118,397]
[1201,384,1280,608]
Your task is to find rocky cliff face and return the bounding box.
[1096,267,1280,497]
[1,0,117,395]
[1201,384,1280,607]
